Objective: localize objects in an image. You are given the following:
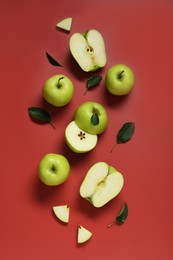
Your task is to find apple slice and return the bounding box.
[77,225,92,244]
[80,162,124,207]
[69,29,107,72]
[52,205,70,223]
[56,17,72,32]
[65,121,97,153]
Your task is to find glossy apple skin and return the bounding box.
[38,153,70,186]
[74,101,108,135]
[105,64,135,95]
[42,74,74,107]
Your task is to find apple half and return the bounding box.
[80,162,124,207]
[52,205,70,223]
[77,225,92,244]
[69,29,107,72]
[65,121,97,153]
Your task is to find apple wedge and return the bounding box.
[65,121,98,153]
[69,29,107,72]
[56,17,72,32]
[52,205,70,223]
[80,162,124,207]
[77,225,92,244]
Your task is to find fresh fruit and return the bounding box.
[38,153,70,186]
[80,162,124,208]
[74,101,108,135]
[53,205,70,223]
[56,17,72,32]
[69,29,107,72]
[105,64,135,95]
[65,121,98,153]
[42,74,74,107]
[77,225,92,244]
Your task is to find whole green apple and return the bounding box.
[105,64,135,95]
[74,101,108,135]
[42,74,74,107]
[38,153,70,186]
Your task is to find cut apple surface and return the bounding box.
[65,121,98,153]
[56,17,72,32]
[77,225,92,244]
[80,162,124,207]
[52,205,70,223]
[69,29,107,72]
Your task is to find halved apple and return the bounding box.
[80,162,124,207]
[69,29,107,72]
[52,205,70,223]
[65,121,97,153]
[77,225,92,244]
[56,17,72,32]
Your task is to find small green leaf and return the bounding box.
[46,52,62,66]
[116,202,128,224]
[28,107,55,129]
[117,122,135,144]
[84,75,102,95]
[91,114,99,126]
[107,202,128,228]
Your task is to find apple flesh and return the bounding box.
[80,162,124,208]
[74,101,108,135]
[56,17,72,32]
[42,74,74,107]
[65,121,97,153]
[77,225,92,244]
[69,29,107,72]
[52,205,70,223]
[38,153,70,186]
[105,64,135,95]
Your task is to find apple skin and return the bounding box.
[38,153,70,186]
[74,101,108,135]
[105,64,135,95]
[42,74,74,107]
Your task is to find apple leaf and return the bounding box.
[84,75,102,95]
[28,107,55,129]
[91,114,99,126]
[46,52,62,66]
[117,122,135,144]
[107,202,128,228]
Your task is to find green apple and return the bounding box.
[52,205,70,223]
[38,153,70,186]
[80,162,124,208]
[74,101,108,135]
[105,64,135,95]
[42,74,74,107]
[65,121,98,153]
[69,29,107,72]
[77,225,92,244]
[56,17,72,32]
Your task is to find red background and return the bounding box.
[1,0,173,259]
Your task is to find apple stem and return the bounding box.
[110,143,117,153]
[118,70,124,80]
[57,77,64,88]
[49,121,56,129]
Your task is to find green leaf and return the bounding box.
[107,202,128,227]
[28,107,55,129]
[91,114,99,126]
[116,202,128,224]
[117,122,135,144]
[84,75,102,95]
[46,52,62,66]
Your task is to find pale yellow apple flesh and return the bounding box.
[80,162,124,207]
[53,205,70,223]
[56,17,72,32]
[77,225,92,244]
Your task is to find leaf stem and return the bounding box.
[83,89,88,95]
[49,121,56,129]
[110,142,117,153]
[107,221,115,228]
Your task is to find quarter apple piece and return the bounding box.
[52,205,70,223]
[65,121,97,153]
[69,29,107,72]
[80,162,124,208]
[56,17,72,32]
[77,225,92,244]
